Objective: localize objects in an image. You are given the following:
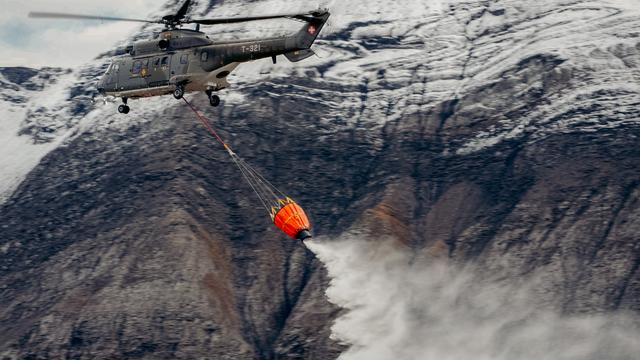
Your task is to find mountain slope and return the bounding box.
[1,0,639,358]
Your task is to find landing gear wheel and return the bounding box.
[209,94,221,107]
[173,85,185,100]
[118,104,130,114]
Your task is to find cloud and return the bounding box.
[0,0,166,68]
[306,236,640,360]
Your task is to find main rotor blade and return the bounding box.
[174,0,191,21]
[188,12,319,25]
[28,12,160,24]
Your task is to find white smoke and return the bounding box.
[306,236,640,360]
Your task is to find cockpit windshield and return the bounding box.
[104,63,114,75]
[104,62,121,75]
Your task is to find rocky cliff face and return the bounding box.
[1,0,639,358]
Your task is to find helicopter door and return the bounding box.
[148,56,171,88]
[171,53,190,78]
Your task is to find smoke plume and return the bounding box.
[306,237,640,360]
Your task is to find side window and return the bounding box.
[161,57,169,66]
[201,51,208,62]
[153,58,160,67]
[141,59,150,76]
[132,61,142,73]
[180,54,189,64]
[114,64,120,72]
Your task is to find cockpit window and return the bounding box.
[161,57,169,66]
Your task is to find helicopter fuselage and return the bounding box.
[97,11,329,102]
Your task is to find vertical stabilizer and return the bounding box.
[293,10,331,49]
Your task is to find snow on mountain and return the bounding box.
[200,0,640,151]
[2,0,637,204]
[0,60,178,204]
[0,67,78,203]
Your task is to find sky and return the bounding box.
[0,0,165,68]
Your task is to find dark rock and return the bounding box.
[0,67,38,85]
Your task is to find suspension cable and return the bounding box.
[182,97,288,216]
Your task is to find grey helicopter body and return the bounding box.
[30,0,330,113]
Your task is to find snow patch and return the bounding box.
[0,69,80,204]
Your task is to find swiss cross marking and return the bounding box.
[307,25,317,35]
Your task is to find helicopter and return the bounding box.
[29,0,330,114]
